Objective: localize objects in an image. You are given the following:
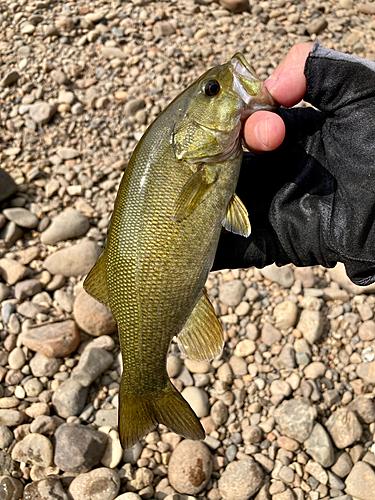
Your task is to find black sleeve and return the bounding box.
[213,43,375,286]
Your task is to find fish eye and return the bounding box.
[203,79,221,97]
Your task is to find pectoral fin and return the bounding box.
[178,289,224,361]
[222,193,251,237]
[83,252,110,308]
[172,167,217,222]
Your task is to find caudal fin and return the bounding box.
[119,378,205,450]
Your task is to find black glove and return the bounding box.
[213,43,375,287]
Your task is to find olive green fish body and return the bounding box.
[84,54,277,449]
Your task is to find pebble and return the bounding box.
[43,240,102,277]
[100,428,123,469]
[52,378,89,418]
[260,264,294,287]
[356,360,375,384]
[0,425,13,449]
[304,423,335,467]
[23,477,68,500]
[348,395,375,424]
[12,433,53,467]
[8,347,25,370]
[261,322,282,345]
[29,101,56,124]
[307,17,328,35]
[326,409,363,449]
[0,410,23,427]
[210,400,228,426]
[218,460,263,500]
[14,279,41,301]
[274,300,298,329]
[345,461,375,500]
[0,476,23,500]
[41,209,90,245]
[73,290,117,336]
[0,71,20,87]
[218,280,246,307]
[220,0,250,13]
[22,319,80,357]
[181,386,209,418]
[0,258,29,285]
[275,398,317,443]
[168,440,212,494]
[72,347,113,386]
[54,423,108,473]
[30,352,62,377]
[304,361,326,379]
[122,442,143,465]
[69,468,120,500]
[331,452,353,478]
[3,208,38,229]
[297,309,324,344]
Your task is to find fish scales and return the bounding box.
[84,53,277,449]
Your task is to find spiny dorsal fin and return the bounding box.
[222,193,251,237]
[83,252,110,308]
[177,289,224,361]
[172,167,217,222]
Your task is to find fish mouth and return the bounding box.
[231,53,278,113]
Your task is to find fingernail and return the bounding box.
[254,118,270,150]
[264,76,277,91]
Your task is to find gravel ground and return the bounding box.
[1,0,375,499]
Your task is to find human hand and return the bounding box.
[244,42,313,152]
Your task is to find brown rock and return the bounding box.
[22,320,80,357]
[220,0,250,13]
[359,2,375,14]
[73,290,117,337]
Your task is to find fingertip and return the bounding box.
[244,111,285,152]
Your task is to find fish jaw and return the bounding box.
[230,53,279,114]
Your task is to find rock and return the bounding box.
[0,259,29,285]
[3,208,38,229]
[52,378,89,418]
[69,468,120,500]
[100,428,123,469]
[0,71,20,87]
[14,279,41,301]
[348,396,375,424]
[56,147,80,160]
[234,339,256,357]
[43,240,102,277]
[270,380,292,398]
[0,169,17,202]
[220,0,250,13]
[326,409,363,449]
[275,398,317,443]
[358,320,375,341]
[297,309,324,344]
[72,348,113,387]
[218,280,245,307]
[168,440,212,494]
[331,452,353,478]
[30,415,57,435]
[359,2,375,14]
[0,425,13,449]
[122,442,143,465]
[0,476,23,499]
[73,290,117,336]
[101,47,127,59]
[29,101,56,124]
[304,423,335,467]
[55,15,75,32]
[114,495,141,500]
[0,410,23,426]
[184,359,210,374]
[153,21,176,37]
[260,264,294,287]
[51,69,70,85]
[210,400,228,426]
[23,477,68,500]
[345,461,375,500]
[54,423,108,473]
[261,322,282,346]
[294,267,315,287]
[356,361,375,384]
[274,300,299,330]
[11,433,53,467]
[94,409,118,429]
[243,426,262,445]
[277,344,296,370]
[307,17,328,35]
[305,460,328,485]
[228,355,247,376]
[304,361,326,379]
[219,460,263,500]
[8,347,25,370]
[181,386,209,418]
[22,320,80,357]
[30,352,62,377]
[41,209,90,245]
[0,222,24,248]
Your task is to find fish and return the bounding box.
[84,53,277,450]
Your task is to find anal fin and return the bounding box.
[178,289,224,361]
[83,252,110,308]
[222,193,251,237]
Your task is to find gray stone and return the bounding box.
[345,461,375,500]
[297,309,324,344]
[228,355,247,376]
[277,344,296,370]
[356,361,375,384]
[219,460,263,500]
[14,279,42,301]
[30,352,62,377]
[72,347,113,387]
[260,264,294,287]
[23,477,68,500]
[43,240,102,277]
[348,396,375,424]
[274,300,299,330]
[30,415,57,435]
[275,398,317,443]
[3,207,38,229]
[122,442,142,465]
[54,423,108,473]
[94,409,118,428]
[261,322,282,346]
[0,259,29,285]
[29,101,56,124]
[0,425,13,449]
[210,400,228,426]
[8,347,25,370]
[41,209,90,244]
[0,410,23,427]
[218,280,246,307]
[69,468,120,500]
[0,476,23,500]
[326,409,363,449]
[0,169,17,203]
[73,290,117,337]
[181,386,209,418]
[52,378,89,418]
[0,222,24,248]
[11,433,53,467]
[307,17,328,35]
[304,423,335,467]
[167,355,182,378]
[304,361,326,379]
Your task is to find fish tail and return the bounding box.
[119,377,205,449]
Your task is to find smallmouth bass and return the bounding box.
[84,54,276,449]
